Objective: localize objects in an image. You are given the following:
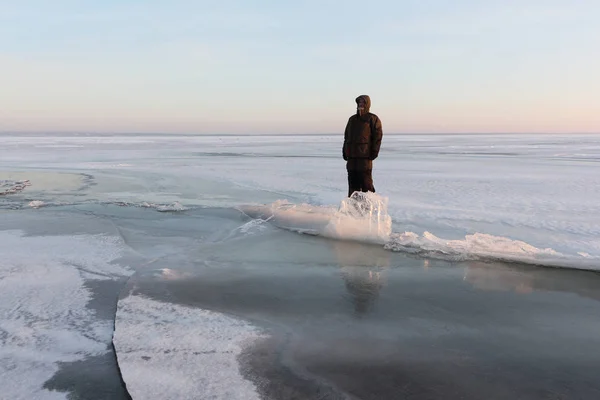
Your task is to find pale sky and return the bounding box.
[1,0,599,134]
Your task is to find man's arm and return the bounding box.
[369,116,383,160]
[343,119,350,160]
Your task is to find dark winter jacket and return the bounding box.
[342,95,383,171]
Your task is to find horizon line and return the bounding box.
[1,131,599,136]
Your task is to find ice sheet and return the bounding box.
[2,132,600,399]
[239,191,392,244]
[113,293,266,400]
[384,231,599,270]
[1,133,599,263]
[0,230,131,400]
[240,193,599,270]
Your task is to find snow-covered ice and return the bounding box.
[2,132,600,399]
[0,230,132,400]
[113,293,266,400]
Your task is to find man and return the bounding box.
[342,95,383,197]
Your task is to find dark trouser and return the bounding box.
[347,169,375,197]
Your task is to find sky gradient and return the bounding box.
[1,0,599,134]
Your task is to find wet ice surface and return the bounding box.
[129,244,600,400]
[1,133,600,399]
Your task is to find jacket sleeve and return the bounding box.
[342,119,350,160]
[369,116,383,160]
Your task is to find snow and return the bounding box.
[113,293,266,400]
[0,230,132,400]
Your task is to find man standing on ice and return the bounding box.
[342,95,383,197]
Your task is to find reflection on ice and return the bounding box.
[329,238,392,269]
[464,262,600,302]
[330,240,392,316]
[152,268,192,281]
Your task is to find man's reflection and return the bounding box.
[330,240,392,316]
